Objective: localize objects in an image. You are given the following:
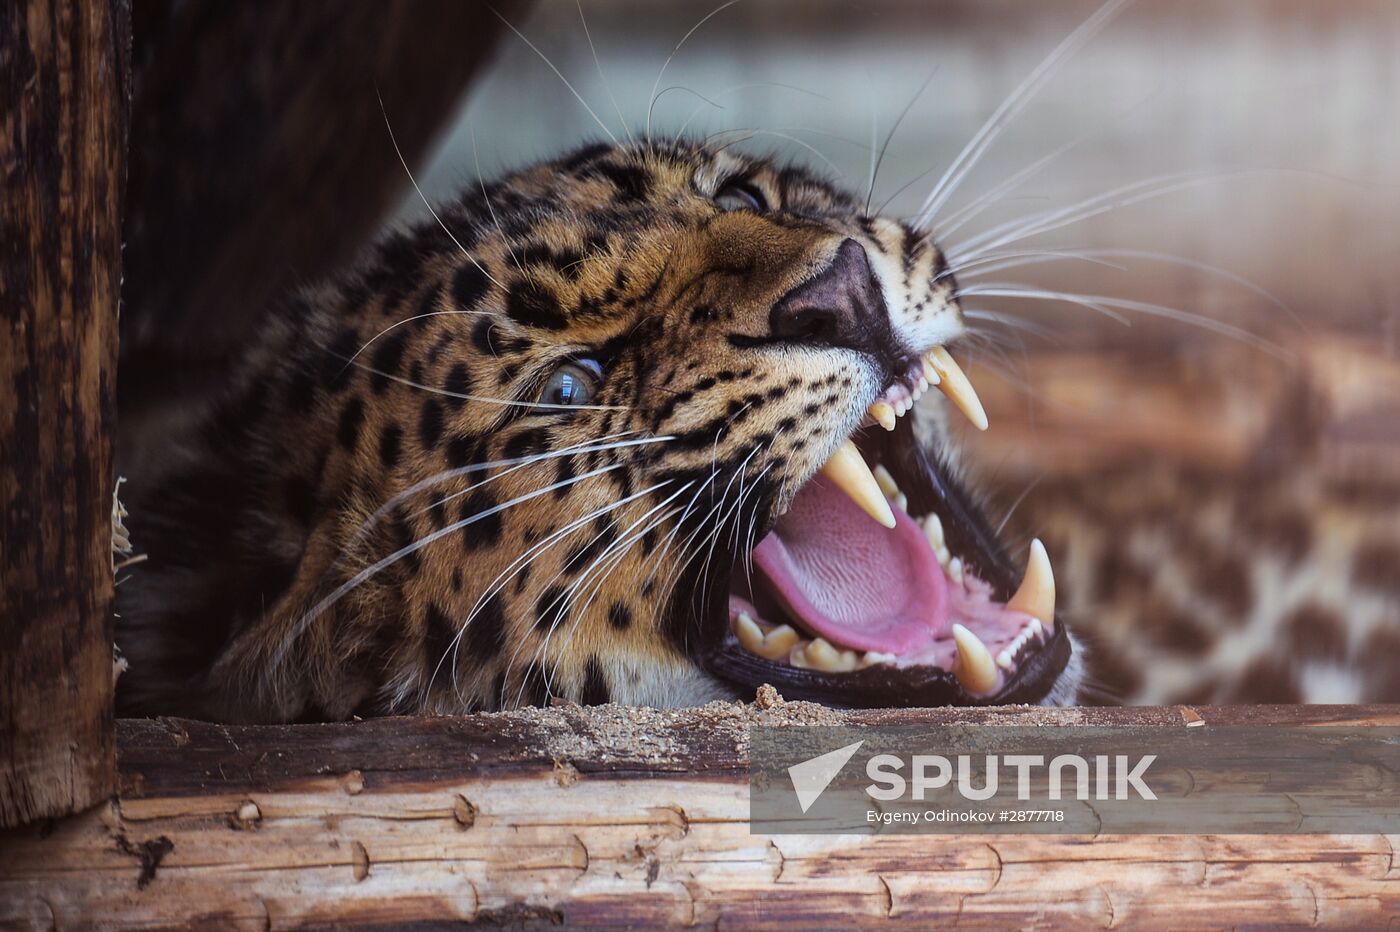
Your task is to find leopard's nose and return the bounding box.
[769,238,888,354]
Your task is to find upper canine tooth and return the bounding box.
[819,440,896,529]
[951,623,999,695]
[926,347,988,431]
[868,400,897,431]
[1006,538,1055,625]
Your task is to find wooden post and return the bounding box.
[0,0,129,828]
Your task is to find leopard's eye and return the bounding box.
[714,180,768,213]
[540,359,601,407]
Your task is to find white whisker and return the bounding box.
[943,248,1128,281]
[431,478,676,705]
[957,286,1294,358]
[374,88,502,290]
[471,124,525,276]
[348,431,663,551]
[675,81,832,139]
[287,461,626,650]
[339,308,487,377]
[646,0,745,141]
[490,6,619,146]
[949,171,1229,262]
[709,128,844,178]
[576,0,633,144]
[866,67,938,217]
[915,0,1133,228]
[345,355,628,411]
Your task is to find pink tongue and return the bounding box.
[751,475,950,653]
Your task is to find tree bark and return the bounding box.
[0,0,129,828]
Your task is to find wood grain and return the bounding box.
[2,702,1397,927]
[0,0,128,829]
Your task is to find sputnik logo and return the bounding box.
[788,741,865,813]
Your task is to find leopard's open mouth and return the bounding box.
[703,355,1072,706]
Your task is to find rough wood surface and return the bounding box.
[2,701,1397,927]
[0,0,128,829]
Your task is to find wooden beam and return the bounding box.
[2,702,1397,926]
[0,0,128,829]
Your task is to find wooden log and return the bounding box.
[2,702,1397,927]
[0,0,129,829]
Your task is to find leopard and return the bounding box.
[115,137,1081,723]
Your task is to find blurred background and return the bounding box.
[422,0,1400,705]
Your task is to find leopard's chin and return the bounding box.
[700,411,1073,707]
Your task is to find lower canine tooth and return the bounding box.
[1006,538,1055,625]
[951,623,999,695]
[819,440,896,529]
[926,346,989,431]
[872,464,900,500]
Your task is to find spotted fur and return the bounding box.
[116,139,976,722]
[995,463,1400,705]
